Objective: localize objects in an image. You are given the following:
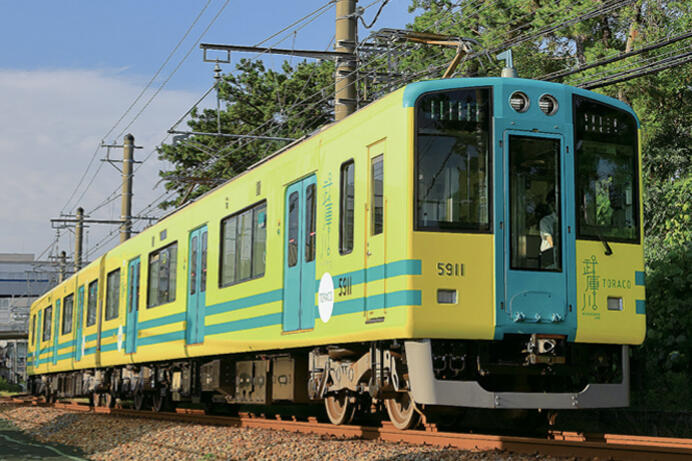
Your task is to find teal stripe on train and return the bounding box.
[635,271,645,286]
[55,259,423,357]
[205,289,422,338]
[313,259,421,291]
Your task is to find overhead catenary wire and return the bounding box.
[115,0,232,139]
[64,0,232,236]
[85,0,668,254]
[106,0,662,251]
[80,2,348,256]
[58,0,217,216]
[541,30,692,81]
[185,0,641,181]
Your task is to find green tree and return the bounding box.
[158,58,334,208]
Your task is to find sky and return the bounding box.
[0,0,416,263]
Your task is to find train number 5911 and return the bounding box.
[436,262,463,276]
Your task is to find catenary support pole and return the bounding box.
[121,134,134,243]
[335,0,357,121]
[75,208,84,272]
[58,251,66,282]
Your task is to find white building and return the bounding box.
[0,253,58,385]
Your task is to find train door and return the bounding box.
[283,175,317,332]
[125,257,140,354]
[365,144,386,322]
[74,285,85,362]
[52,299,60,366]
[497,131,572,335]
[35,309,42,367]
[186,225,208,344]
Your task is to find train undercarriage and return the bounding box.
[30,335,628,430]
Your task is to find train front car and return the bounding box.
[403,78,645,412]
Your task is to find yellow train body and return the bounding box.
[27,77,645,410]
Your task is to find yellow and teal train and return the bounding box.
[27,76,646,429]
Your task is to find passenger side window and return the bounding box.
[105,269,120,320]
[220,201,267,286]
[340,160,355,254]
[86,280,98,326]
[43,306,52,341]
[62,294,74,335]
[148,242,178,308]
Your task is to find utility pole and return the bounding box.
[75,207,84,272]
[334,0,357,121]
[121,134,134,243]
[200,0,359,123]
[58,251,66,283]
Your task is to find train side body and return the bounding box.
[26,77,645,410]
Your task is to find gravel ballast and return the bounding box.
[0,403,582,460]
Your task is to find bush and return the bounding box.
[632,242,692,410]
[0,376,22,393]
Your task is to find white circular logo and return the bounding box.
[117,325,123,352]
[318,273,334,323]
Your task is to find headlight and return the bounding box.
[539,94,558,115]
[509,91,529,113]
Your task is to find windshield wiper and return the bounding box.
[599,234,613,256]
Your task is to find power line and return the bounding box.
[115,0,232,139]
[580,49,692,89]
[58,0,215,215]
[542,30,692,81]
[80,3,345,259]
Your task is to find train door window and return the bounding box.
[190,236,198,295]
[252,204,266,277]
[509,135,562,271]
[340,160,355,254]
[43,306,52,341]
[147,242,178,308]
[86,280,98,326]
[30,314,36,343]
[61,294,74,335]
[305,184,316,262]
[371,155,384,235]
[105,269,121,320]
[288,191,299,267]
[201,230,208,292]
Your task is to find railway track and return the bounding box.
[4,396,692,460]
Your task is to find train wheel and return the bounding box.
[152,388,168,412]
[324,392,356,425]
[384,391,420,430]
[133,390,146,411]
[103,392,115,409]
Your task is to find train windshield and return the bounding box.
[415,88,491,232]
[574,96,639,242]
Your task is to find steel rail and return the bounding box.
[3,397,689,461]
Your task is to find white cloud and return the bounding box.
[0,68,201,258]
